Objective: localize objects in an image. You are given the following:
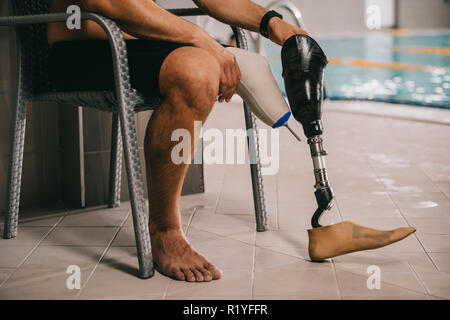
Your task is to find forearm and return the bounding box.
[81,0,207,44]
[193,0,267,32]
[194,0,308,45]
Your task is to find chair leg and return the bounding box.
[243,102,268,232]
[3,97,28,239]
[117,103,154,279]
[108,113,122,208]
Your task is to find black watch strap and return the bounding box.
[260,10,283,38]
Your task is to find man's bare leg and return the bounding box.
[144,47,222,282]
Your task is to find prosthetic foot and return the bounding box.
[280,34,416,260]
[308,222,416,261]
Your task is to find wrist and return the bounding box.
[260,10,283,38]
[191,29,209,47]
[267,16,283,38]
[191,30,224,62]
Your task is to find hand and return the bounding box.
[193,32,241,103]
[267,17,309,46]
[214,46,242,103]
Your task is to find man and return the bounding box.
[48,0,307,283]
[48,0,415,283]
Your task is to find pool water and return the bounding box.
[265,31,450,109]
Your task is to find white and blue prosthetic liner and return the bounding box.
[226,47,301,141]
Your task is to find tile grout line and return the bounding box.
[335,264,434,298]
[349,138,442,294]
[161,280,171,300]
[63,204,112,216]
[275,174,279,229]
[275,174,282,230]
[333,195,345,223]
[385,191,440,271]
[363,152,440,271]
[409,262,450,300]
[184,207,198,237]
[250,230,257,300]
[330,259,344,300]
[74,208,131,300]
[257,245,310,262]
[318,165,344,303]
[190,223,313,263]
[417,164,450,201]
[185,191,442,299]
[188,224,260,249]
[407,262,433,300]
[0,212,68,289]
[212,166,227,214]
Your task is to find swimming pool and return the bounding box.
[265,31,450,109]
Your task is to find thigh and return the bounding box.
[126,40,188,95]
[49,39,188,96]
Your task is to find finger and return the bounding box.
[227,60,241,102]
[219,60,233,102]
[219,73,228,103]
[223,66,234,102]
[225,73,236,103]
[236,60,242,83]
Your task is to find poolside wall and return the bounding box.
[397,0,450,29]
[159,0,450,38]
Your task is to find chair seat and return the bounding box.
[35,89,162,112]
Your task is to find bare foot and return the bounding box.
[150,228,222,282]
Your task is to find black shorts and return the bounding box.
[49,39,188,96]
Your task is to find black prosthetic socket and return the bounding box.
[281,34,327,138]
[281,34,334,228]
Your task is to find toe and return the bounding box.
[173,268,185,281]
[163,265,185,281]
[205,263,223,280]
[198,267,212,282]
[182,268,196,282]
[191,268,204,282]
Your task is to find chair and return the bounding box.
[0,0,267,279]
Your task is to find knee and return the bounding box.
[159,47,220,116]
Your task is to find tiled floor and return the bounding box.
[0,100,449,300]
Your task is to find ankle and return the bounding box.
[149,225,183,236]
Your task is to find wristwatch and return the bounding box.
[259,10,283,38]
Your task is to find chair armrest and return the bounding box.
[0,7,205,26]
[0,12,71,26]
[0,11,127,27]
[169,8,205,16]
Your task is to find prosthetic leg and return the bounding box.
[225,37,415,261]
[281,35,334,229]
[281,34,415,260]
